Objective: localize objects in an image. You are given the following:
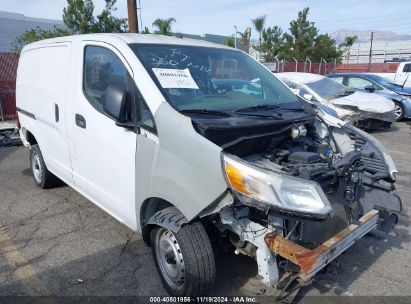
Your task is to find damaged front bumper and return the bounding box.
[264,209,379,281]
[342,110,396,127]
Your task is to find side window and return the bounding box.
[133,87,157,133]
[403,64,411,73]
[331,76,344,84]
[84,46,128,112]
[83,46,156,133]
[347,77,376,90]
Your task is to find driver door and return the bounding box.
[66,42,137,228]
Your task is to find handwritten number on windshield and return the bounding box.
[149,49,211,73]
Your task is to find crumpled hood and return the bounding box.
[330,91,395,113]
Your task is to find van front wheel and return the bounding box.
[150,222,216,296]
[30,144,58,189]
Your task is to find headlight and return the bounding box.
[222,154,333,217]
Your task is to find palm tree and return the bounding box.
[238,28,252,53]
[152,17,176,36]
[251,15,266,46]
[339,35,358,63]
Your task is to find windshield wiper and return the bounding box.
[179,109,231,117]
[234,104,281,112]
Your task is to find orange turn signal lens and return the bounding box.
[225,163,251,195]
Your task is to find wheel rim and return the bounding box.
[32,151,42,183]
[394,104,403,119]
[154,228,185,291]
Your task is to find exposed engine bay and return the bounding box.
[191,108,402,296]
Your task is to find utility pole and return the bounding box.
[127,0,139,33]
[368,31,374,71]
[234,25,238,49]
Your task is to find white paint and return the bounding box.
[16,42,74,184]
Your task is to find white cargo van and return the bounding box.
[16,34,402,298]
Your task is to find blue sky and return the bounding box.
[2,0,411,38]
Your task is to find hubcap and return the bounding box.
[155,228,185,291]
[394,104,402,119]
[32,152,42,183]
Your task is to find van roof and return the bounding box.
[23,33,234,50]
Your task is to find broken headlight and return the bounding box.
[222,154,333,217]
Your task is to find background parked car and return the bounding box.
[328,73,411,121]
[276,72,396,129]
[370,61,411,88]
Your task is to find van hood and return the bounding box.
[190,109,314,148]
[330,91,395,113]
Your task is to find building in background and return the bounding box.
[0,11,65,52]
[344,40,411,64]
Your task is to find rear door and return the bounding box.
[66,41,138,228]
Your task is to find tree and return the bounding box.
[12,0,127,52]
[313,34,342,62]
[142,26,151,34]
[224,36,235,48]
[93,0,127,33]
[238,28,252,53]
[251,15,266,46]
[282,7,318,60]
[62,0,95,33]
[339,35,358,62]
[258,26,284,61]
[257,7,342,62]
[63,0,127,33]
[152,18,176,36]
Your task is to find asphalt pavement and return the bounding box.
[0,122,410,301]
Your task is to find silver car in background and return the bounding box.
[276,72,396,129]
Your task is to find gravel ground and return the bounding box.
[0,122,410,301]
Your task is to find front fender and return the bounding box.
[135,103,227,233]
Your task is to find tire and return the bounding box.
[150,222,216,296]
[394,102,404,121]
[30,144,58,189]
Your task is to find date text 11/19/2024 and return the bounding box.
[149,297,257,303]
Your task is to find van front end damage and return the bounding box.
[198,109,401,298]
[215,206,381,290]
[264,209,379,282]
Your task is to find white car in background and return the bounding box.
[371,61,411,88]
[276,72,396,129]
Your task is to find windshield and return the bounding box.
[129,44,301,112]
[307,77,353,100]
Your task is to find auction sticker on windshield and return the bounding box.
[152,68,199,89]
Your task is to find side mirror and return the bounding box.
[103,85,127,122]
[364,85,375,93]
[303,93,313,101]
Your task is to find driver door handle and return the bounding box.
[75,113,86,129]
